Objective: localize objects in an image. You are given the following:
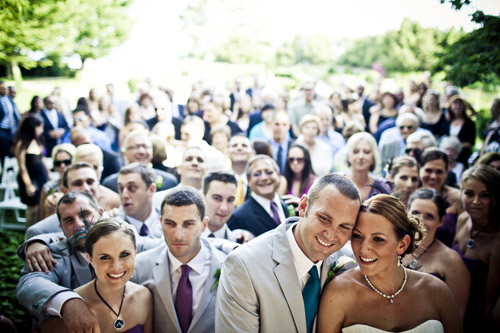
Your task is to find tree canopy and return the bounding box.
[0,0,133,80]
[432,0,500,88]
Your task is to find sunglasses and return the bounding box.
[399,126,414,130]
[405,148,422,155]
[289,157,305,163]
[54,159,72,167]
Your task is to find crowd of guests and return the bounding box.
[1,75,499,332]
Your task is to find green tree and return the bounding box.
[432,1,500,88]
[337,18,460,74]
[0,0,132,81]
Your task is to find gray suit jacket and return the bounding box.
[132,238,226,333]
[16,240,92,325]
[215,221,355,332]
[25,214,62,240]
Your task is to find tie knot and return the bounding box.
[308,266,319,280]
[181,264,191,276]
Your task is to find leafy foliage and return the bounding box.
[433,1,500,88]
[0,0,133,79]
[337,18,463,74]
[0,230,31,332]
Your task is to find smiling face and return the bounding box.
[204,180,236,232]
[124,135,153,164]
[87,231,136,290]
[295,185,360,263]
[408,199,442,242]
[392,166,419,197]
[420,159,447,191]
[228,136,252,164]
[54,151,72,175]
[348,140,374,172]
[162,204,208,263]
[118,172,155,222]
[203,102,224,124]
[351,212,407,276]
[462,178,491,221]
[248,158,280,200]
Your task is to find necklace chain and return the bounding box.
[409,239,436,270]
[94,279,126,330]
[364,268,407,304]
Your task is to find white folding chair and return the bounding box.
[0,156,27,229]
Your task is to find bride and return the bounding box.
[42,218,153,332]
[317,194,461,333]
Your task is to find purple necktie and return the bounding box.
[175,265,192,333]
[139,223,149,236]
[271,202,281,226]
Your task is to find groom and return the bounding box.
[215,174,361,333]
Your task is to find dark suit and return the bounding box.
[228,196,289,237]
[40,109,70,156]
[271,138,295,174]
[360,97,376,132]
[0,95,21,162]
[101,149,122,181]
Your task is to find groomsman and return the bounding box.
[133,186,226,332]
[0,81,21,163]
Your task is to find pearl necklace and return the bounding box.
[364,267,407,304]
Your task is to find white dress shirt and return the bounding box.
[286,224,323,290]
[251,192,286,224]
[127,209,162,239]
[168,241,211,316]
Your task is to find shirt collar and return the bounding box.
[251,192,281,209]
[167,240,207,275]
[127,208,158,229]
[202,224,228,239]
[286,223,322,280]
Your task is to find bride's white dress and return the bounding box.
[342,319,444,333]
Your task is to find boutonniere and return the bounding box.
[326,256,354,283]
[210,268,221,292]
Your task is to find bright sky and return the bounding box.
[83,0,500,86]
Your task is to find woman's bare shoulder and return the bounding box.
[322,268,362,301]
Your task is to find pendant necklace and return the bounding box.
[94,279,126,330]
[364,267,407,304]
[467,228,481,249]
[409,239,436,270]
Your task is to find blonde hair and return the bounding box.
[299,114,321,135]
[346,132,380,172]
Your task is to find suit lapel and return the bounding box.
[189,241,221,329]
[71,251,93,286]
[153,250,181,331]
[250,198,278,232]
[271,224,306,332]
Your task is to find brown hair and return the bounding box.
[361,194,425,256]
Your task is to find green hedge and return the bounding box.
[0,230,31,333]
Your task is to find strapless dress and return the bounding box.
[342,319,443,333]
[124,324,144,333]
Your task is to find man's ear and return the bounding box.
[98,207,104,217]
[61,186,68,194]
[298,194,308,218]
[149,182,157,194]
[201,216,209,231]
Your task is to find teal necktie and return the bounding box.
[302,266,321,333]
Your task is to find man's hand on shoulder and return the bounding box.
[26,241,56,273]
[62,298,100,333]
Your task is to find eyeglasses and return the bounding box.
[126,144,152,151]
[54,159,72,167]
[399,126,414,130]
[289,157,305,163]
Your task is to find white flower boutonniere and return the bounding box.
[326,256,355,283]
